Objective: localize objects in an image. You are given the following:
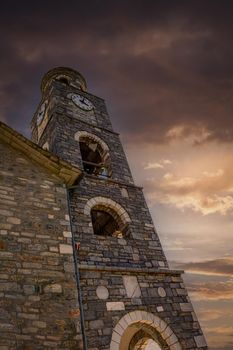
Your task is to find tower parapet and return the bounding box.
[41,66,87,93]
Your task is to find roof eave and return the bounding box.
[0,121,82,186]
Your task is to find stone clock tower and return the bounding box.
[31,67,207,350]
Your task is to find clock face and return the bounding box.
[71,94,93,111]
[36,101,47,126]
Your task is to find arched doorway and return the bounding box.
[133,338,162,350]
[129,327,164,350]
[110,311,182,350]
[144,339,162,350]
[121,323,169,350]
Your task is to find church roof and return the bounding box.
[0,121,81,186]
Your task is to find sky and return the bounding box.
[1,1,233,349]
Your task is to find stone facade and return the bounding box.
[0,66,208,349]
[0,137,81,349]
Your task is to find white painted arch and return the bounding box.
[110,310,182,350]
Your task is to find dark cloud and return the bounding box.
[171,258,233,300]
[173,257,233,276]
[1,1,233,144]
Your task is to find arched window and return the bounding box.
[59,77,69,85]
[56,75,70,85]
[84,197,131,238]
[91,206,128,237]
[75,132,111,178]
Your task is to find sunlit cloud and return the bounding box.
[197,309,225,321]
[188,280,233,301]
[145,162,164,169]
[144,159,172,170]
[165,124,213,145]
[172,257,233,300]
[206,325,233,339]
[145,164,233,215]
[205,326,233,350]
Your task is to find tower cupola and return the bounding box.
[41,66,87,94]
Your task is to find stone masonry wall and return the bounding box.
[70,176,168,269]
[38,113,133,184]
[0,140,81,350]
[29,70,208,349]
[78,266,206,350]
[32,85,134,184]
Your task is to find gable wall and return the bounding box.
[0,141,81,350]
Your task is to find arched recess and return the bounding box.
[74,131,111,178]
[84,196,131,237]
[110,311,182,350]
[56,74,71,85]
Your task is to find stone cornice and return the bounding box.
[0,121,82,186]
[78,263,184,276]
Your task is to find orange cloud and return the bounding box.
[145,163,233,215]
[188,280,233,301]
[172,258,233,300]
[197,309,224,321]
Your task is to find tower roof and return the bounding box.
[41,66,87,93]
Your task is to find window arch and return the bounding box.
[74,131,111,178]
[84,197,131,237]
[56,74,70,85]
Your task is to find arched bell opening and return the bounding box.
[79,136,111,178]
[58,77,69,85]
[55,74,71,86]
[91,204,129,238]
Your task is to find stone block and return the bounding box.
[89,319,104,329]
[63,231,72,238]
[6,217,21,224]
[123,275,141,298]
[157,306,164,312]
[44,284,62,293]
[59,244,73,254]
[195,335,207,347]
[158,287,166,297]
[180,302,193,312]
[32,321,47,328]
[96,285,109,300]
[106,302,125,311]
[0,209,12,216]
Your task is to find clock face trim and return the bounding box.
[70,93,93,111]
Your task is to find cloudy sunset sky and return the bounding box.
[1,1,233,349]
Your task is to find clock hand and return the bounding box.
[80,96,89,106]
